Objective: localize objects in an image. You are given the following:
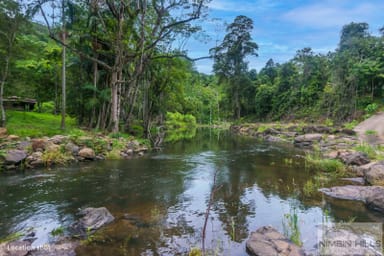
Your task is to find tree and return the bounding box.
[0,0,25,127]
[31,0,209,133]
[211,15,258,119]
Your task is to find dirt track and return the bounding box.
[354,112,384,145]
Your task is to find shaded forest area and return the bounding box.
[1,0,384,140]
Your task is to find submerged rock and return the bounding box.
[71,207,114,236]
[319,185,384,213]
[246,226,305,256]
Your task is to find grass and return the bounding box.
[365,129,378,135]
[0,231,23,243]
[305,152,345,173]
[50,226,65,236]
[354,143,384,160]
[6,110,81,138]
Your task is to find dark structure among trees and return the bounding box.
[3,96,36,111]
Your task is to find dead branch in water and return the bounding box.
[202,169,222,255]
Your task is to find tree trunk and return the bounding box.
[89,60,98,128]
[110,70,119,133]
[61,1,66,130]
[0,57,8,127]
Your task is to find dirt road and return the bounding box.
[354,112,384,145]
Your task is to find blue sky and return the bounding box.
[187,0,384,74]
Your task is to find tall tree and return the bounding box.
[211,15,258,119]
[0,0,24,127]
[31,0,209,133]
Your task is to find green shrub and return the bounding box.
[36,101,56,113]
[365,103,378,115]
[305,153,345,173]
[165,112,197,130]
[324,118,334,127]
[344,120,358,129]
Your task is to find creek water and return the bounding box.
[0,129,383,255]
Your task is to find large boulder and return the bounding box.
[319,185,384,213]
[338,152,370,166]
[365,163,384,186]
[246,226,305,256]
[78,147,95,160]
[71,207,114,237]
[4,150,27,165]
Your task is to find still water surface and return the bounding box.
[0,129,383,255]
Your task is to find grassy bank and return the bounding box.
[6,111,82,138]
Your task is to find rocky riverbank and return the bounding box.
[231,123,384,211]
[0,128,149,171]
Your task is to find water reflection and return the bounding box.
[0,129,383,255]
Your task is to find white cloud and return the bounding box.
[282,2,383,29]
[208,0,278,13]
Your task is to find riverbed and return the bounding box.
[1,129,383,255]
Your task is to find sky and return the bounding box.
[186,0,384,74]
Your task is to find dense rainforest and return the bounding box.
[1,0,384,140]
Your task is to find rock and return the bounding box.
[246,226,305,256]
[0,240,31,256]
[134,146,148,153]
[319,223,381,256]
[365,163,384,185]
[319,185,384,213]
[126,149,134,155]
[78,147,95,160]
[4,150,27,165]
[294,133,323,143]
[48,135,69,144]
[7,135,20,141]
[265,135,286,142]
[281,132,298,137]
[65,142,79,156]
[263,128,280,135]
[340,177,365,185]
[348,161,376,177]
[71,207,114,236]
[294,133,323,147]
[26,152,44,168]
[44,141,60,152]
[0,127,7,138]
[127,140,140,149]
[302,125,331,134]
[28,240,79,256]
[17,141,31,151]
[31,139,45,152]
[338,152,370,166]
[340,128,356,135]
